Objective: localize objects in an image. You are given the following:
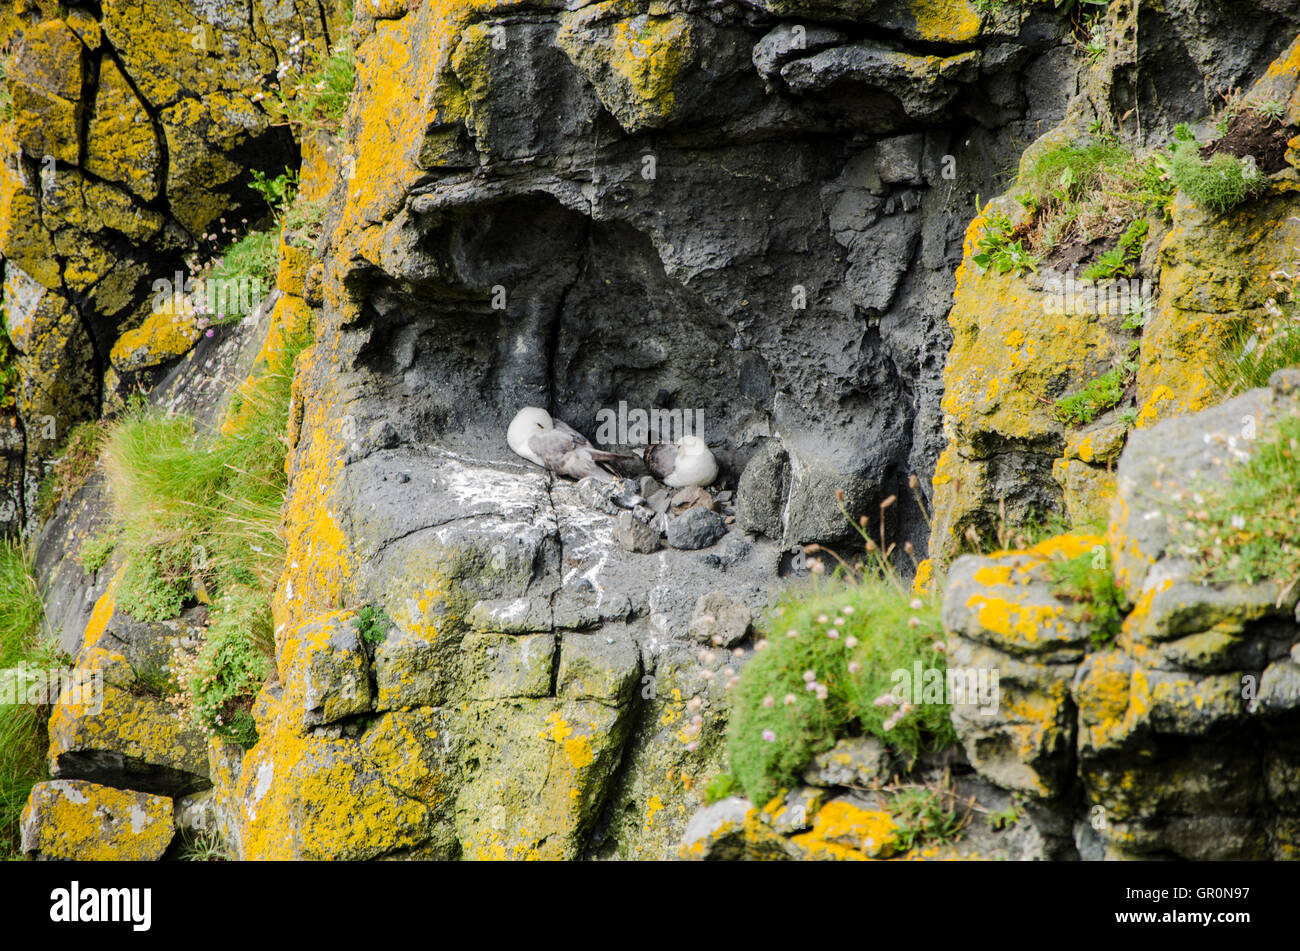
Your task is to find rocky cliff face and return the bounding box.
[6,0,1300,861]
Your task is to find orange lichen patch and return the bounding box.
[272,342,356,638]
[230,694,435,860]
[643,794,665,831]
[1074,651,1145,751]
[791,800,898,860]
[912,559,934,595]
[81,566,126,653]
[1118,576,1173,641]
[932,191,1132,556]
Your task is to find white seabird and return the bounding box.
[508,406,634,481]
[642,435,719,488]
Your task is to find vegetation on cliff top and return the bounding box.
[103,323,311,746]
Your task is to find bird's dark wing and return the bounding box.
[551,417,591,448]
[643,443,677,481]
[528,428,583,470]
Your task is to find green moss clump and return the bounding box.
[188,584,271,749]
[1169,139,1266,214]
[1054,367,1127,426]
[1044,550,1127,648]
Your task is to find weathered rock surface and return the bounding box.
[945,372,1300,860]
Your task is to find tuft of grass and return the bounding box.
[270,38,355,134]
[1169,139,1266,214]
[103,326,311,742]
[1043,549,1127,648]
[176,827,230,862]
[206,230,277,323]
[282,196,326,250]
[1208,316,1300,398]
[727,573,956,806]
[1017,138,1174,259]
[888,776,971,853]
[0,540,60,859]
[34,420,108,522]
[1168,411,1300,588]
[1054,367,1127,426]
[78,533,116,574]
[0,46,12,125]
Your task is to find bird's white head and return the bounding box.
[508,406,553,463]
[677,434,707,456]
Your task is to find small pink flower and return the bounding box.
[763,696,775,708]
[803,670,816,683]
[786,629,799,639]
[762,729,776,743]
[783,694,796,706]
[842,606,855,615]
[848,661,861,674]
[845,636,858,648]
[755,639,769,651]
[827,628,839,639]
[685,741,698,752]
[816,614,828,624]
[805,681,818,692]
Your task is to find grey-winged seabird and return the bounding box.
[508,406,634,481]
[642,435,718,488]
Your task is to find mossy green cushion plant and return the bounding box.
[1169,139,1266,214]
[726,574,956,806]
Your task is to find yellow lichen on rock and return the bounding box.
[556,1,695,133]
[21,779,174,861]
[108,303,203,374]
[790,800,899,860]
